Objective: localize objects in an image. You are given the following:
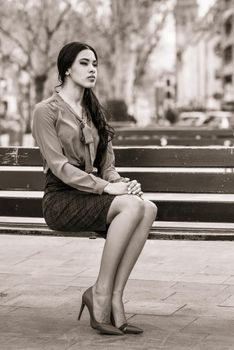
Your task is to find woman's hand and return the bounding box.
[104,179,143,197]
[127,179,143,197]
[104,182,129,195]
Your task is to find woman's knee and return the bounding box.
[143,200,158,220]
[107,194,145,222]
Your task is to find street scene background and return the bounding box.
[0,0,232,145]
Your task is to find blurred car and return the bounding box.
[176,111,234,129]
[202,111,234,129]
[176,112,207,126]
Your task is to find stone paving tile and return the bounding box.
[3,290,81,308]
[130,269,230,285]
[21,273,79,286]
[181,316,234,337]
[0,336,63,350]
[0,273,30,289]
[192,334,234,350]
[76,266,103,278]
[218,294,234,307]
[0,305,18,315]
[125,299,186,316]
[172,273,229,285]
[0,307,78,338]
[222,284,234,293]
[203,265,234,275]
[5,282,69,295]
[0,283,70,308]
[131,313,197,333]
[160,288,231,306]
[169,281,227,293]
[46,266,88,277]
[14,257,69,268]
[174,303,234,320]
[222,275,234,284]
[118,280,177,305]
[0,290,22,305]
[63,276,97,288]
[129,270,184,282]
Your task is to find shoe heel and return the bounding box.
[78,301,85,321]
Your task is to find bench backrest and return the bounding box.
[1,146,234,193]
[114,127,234,146]
[1,146,234,222]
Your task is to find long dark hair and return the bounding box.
[56,41,114,171]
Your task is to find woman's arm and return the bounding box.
[100,141,143,196]
[99,141,123,182]
[32,102,109,194]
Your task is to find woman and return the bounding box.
[32,42,157,336]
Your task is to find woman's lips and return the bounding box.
[87,76,96,81]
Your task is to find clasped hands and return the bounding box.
[122,177,143,197]
[104,177,143,197]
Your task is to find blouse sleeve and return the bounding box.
[99,141,122,183]
[32,102,109,194]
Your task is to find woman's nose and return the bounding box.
[89,65,96,73]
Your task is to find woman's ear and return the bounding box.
[65,69,71,76]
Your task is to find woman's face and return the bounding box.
[68,49,98,88]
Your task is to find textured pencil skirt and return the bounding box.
[42,169,116,238]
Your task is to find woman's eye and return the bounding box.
[80,62,88,65]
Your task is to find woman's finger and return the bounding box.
[128,180,138,191]
[130,183,141,191]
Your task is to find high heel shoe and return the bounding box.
[78,287,123,335]
[110,311,143,334]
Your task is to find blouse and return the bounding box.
[32,93,121,194]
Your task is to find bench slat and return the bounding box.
[1,196,234,222]
[115,127,234,138]
[113,138,231,146]
[2,217,234,230]
[114,147,234,167]
[2,146,234,167]
[1,169,234,193]
[1,218,234,240]
[0,147,42,166]
[2,191,234,201]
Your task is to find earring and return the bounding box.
[65,71,70,76]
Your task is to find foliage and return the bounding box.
[83,0,172,105]
[0,0,172,126]
[0,0,89,102]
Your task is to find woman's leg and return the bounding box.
[92,195,145,323]
[111,200,157,327]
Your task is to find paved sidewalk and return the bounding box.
[0,235,234,350]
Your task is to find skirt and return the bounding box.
[42,169,116,238]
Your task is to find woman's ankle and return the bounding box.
[93,282,112,296]
[111,300,126,327]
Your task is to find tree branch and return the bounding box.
[134,7,170,85]
[0,25,29,59]
[47,0,72,38]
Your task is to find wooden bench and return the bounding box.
[1,146,234,240]
[113,127,234,146]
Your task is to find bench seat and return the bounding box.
[1,216,234,240]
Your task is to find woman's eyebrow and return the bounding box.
[79,58,97,63]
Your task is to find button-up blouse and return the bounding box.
[32,93,121,194]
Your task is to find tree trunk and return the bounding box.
[34,74,47,103]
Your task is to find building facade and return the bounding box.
[175,0,226,111]
[221,0,234,108]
